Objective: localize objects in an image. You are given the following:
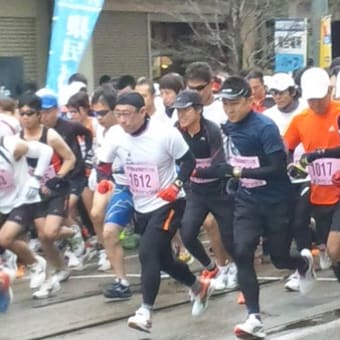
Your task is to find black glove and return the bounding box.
[300,150,324,167]
[45,176,68,191]
[287,163,308,179]
[194,163,234,179]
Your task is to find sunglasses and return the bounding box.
[270,89,287,96]
[19,110,37,117]
[93,110,110,117]
[187,83,209,91]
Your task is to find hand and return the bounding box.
[26,176,41,199]
[157,184,180,202]
[300,150,323,167]
[287,163,308,179]
[45,176,67,191]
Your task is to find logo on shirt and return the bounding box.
[329,125,336,132]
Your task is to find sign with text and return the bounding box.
[274,18,308,73]
[46,0,104,95]
[319,15,332,68]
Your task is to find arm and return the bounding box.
[47,128,75,177]
[72,122,93,166]
[25,141,53,177]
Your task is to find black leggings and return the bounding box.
[233,197,307,314]
[136,199,196,306]
[180,191,234,267]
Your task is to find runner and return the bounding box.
[200,76,315,339]
[245,70,275,112]
[18,93,77,298]
[264,73,312,291]
[0,120,53,297]
[284,67,340,283]
[173,90,237,289]
[99,92,214,333]
[90,85,135,299]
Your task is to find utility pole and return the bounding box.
[310,0,328,66]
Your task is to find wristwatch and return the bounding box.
[174,179,184,189]
[232,167,243,179]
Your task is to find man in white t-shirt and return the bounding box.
[99,92,214,333]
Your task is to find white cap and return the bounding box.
[301,67,330,100]
[269,73,295,91]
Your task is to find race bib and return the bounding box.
[125,164,160,196]
[0,169,14,192]
[308,158,340,185]
[191,158,217,184]
[230,155,267,188]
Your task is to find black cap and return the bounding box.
[171,90,202,109]
[116,92,145,110]
[217,76,251,100]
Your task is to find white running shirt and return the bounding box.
[99,118,188,213]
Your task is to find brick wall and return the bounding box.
[93,11,150,82]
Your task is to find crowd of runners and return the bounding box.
[1,58,340,339]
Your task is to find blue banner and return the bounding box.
[46,0,104,95]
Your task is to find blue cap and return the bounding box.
[36,88,58,110]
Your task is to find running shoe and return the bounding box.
[234,314,266,339]
[191,279,214,316]
[200,266,219,280]
[226,262,238,289]
[69,225,85,257]
[28,255,46,289]
[0,268,14,313]
[285,270,300,292]
[127,307,152,333]
[32,275,60,299]
[2,250,17,272]
[53,269,71,283]
[298,248,316,295]
[237,292,245,304]
[97,249,111,272]
[103,280,132,301]
[319,249,332,270]
[16,264,26,279]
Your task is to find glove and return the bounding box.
[157,183,180,202]
[193,163,234,179]
[45,176,68,191]
[332,170,340,188]
[26,176,41,199]
[287,163,308,180]
[300,150,324,167]
[97,180,113,194]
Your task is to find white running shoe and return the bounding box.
[65,248,84,271]
[299,248,316,295]
[69,225,85,257]
[213,268,228,290]
[191,279,214,316]
[127,307,152,333]
[97,249,111,272]
[32,276,60,299]
[234,314,266,339]
[28,238,42,254]
[28,255,46,289]
[226,262,238,289]
[53,269,71,283]
[285,270,300,292]
[2,250,18,272]
[319,249,332,270]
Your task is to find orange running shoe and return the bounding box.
[237,292,245,304]
[200,266,219,281]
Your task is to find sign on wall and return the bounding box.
[274,18,308,73]
[46,0,104,95]
[319,15,332,68]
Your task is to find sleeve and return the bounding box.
[261,124,285,155]
[97,129,117,163]
[165,126,189,160]
[207,122,226,165]
[283,116,302,151]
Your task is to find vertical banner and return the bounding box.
[46,0,104,95]
[274,18,308,73]
[319,15,332,68]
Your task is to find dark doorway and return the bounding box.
[332,21,340,58]
[0,57,24,98]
